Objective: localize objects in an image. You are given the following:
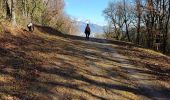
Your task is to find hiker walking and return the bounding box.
[84,24,91,40]
[27,22,34,32]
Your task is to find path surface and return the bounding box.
[0,29,170,100]
[62,39,170,100]
[103,43,169,100]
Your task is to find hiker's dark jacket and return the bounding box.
[85,26,91,34]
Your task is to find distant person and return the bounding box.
[84,24,91,40]
[27,22,34,32]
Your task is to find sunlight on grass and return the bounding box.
[136,47,167,57]
[0,23,170,100]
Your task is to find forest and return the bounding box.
[0,0,170,54]
[103,0,170,54]
[0,0,77,34]
[0,0,170,99]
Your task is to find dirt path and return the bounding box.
[1,31,170,100]
[97,40,170,100]
[45,38,170,100]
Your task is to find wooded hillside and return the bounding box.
[0,0,77,34]
[103,0,170,54]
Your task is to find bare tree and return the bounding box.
[11,0,16,26]
[103,1,133,41]
[103,0,170,53]
[123,0,131,42]
[135,0,142,44]
[162,0,170,53]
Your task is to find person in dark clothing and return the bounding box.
[84,24,91,39]
[27,22,34,32]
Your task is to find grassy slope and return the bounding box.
[0,23,170,100]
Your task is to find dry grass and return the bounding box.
[115,45,170,94]
[0,23,170,100]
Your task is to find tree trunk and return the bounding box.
[30,0,36,22]
[125,20,131,42]
[136,16,141,44]
[135,0,141,44]
[11,0,16,26]
[162,0,170,53]
[4,0,11,19]
[123,0,131,42]
[0,0,2,10]
[22,0,27,17]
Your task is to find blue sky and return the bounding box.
[65,0,112,26]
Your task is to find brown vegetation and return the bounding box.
[103,0,170,53]
[0,0,78,35]
[0,23,170,100]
